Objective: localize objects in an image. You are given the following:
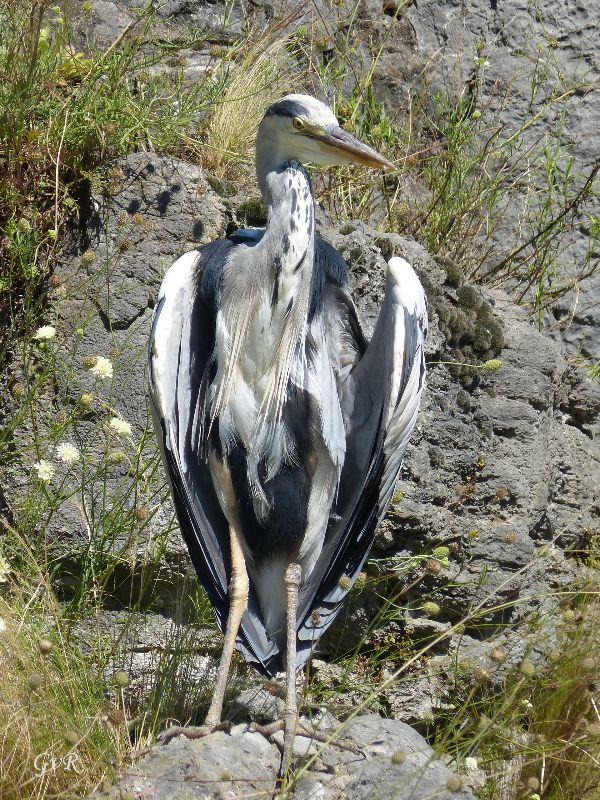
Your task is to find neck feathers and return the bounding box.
[211,162,316,505]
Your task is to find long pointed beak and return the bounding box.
[316,124,396,170]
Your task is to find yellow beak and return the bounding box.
[314,124,395,170]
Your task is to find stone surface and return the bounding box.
[352,0,600,357]
[95,715,475,800]
[70,0,599,358]
[2,153,598,729]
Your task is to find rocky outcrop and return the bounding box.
[95,715,476,800]
[75,0,599,356]
[3,153,598,720]
[350,0,600,357]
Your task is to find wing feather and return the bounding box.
[295,255,427,665]
[149,233,283,675]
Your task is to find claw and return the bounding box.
[156,721,231,746]
[248,718,364,766]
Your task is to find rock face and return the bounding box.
[3,152,598,722]
[352,0,600,357]
[96,715,475,800]
[74,0,599,356]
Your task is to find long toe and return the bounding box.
[296,722,364,756]
[156,724,212,745]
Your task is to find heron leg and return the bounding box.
[281,561,302,776]
[204,523,249,727]
[157,523,248,746]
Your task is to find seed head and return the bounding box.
[424,559,442,575]
[391,749,406,765]
[64,730,79,747]
[79,392,94,408]
[474,667,490,683]
[354,572,367,588]
[481,358,502,372]
[108,450,127,465]
[113,671,129,689]
[310,610,321,625]
[80,249,96,266]
[548,649,561,662]
[519,659,536,677]
[10,383,25,399]
[135,506,149,522]
[420,601,441,618]
[490,648,506,663]
[338,575,352,591]
[106,706,125,726]
[505,531,517,544]
[38,638,53,655]
[447,775,463,792]
[28,672,43,691]
[478,714,492,731]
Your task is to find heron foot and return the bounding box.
[249,719,363,760]
[156,720,231,746]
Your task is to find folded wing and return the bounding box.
[296,255,428,667]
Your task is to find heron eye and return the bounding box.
[292,116,305,130]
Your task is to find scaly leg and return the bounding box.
[205,524,249,726]
[157,524,248,745]
[281,562,302,776]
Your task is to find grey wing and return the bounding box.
[296,255,428,665]
[148,230,278,673]
[148,244,231,626]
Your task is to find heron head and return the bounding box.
[257,94,395,173]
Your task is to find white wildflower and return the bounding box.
[34,460,55,482]
[34,325,56,341]
[56,442,80,465]
[520,698,533,710]
[90,356,114,380]
[109,417,132,436]
[0,618,6,633]
[464,756,478,772]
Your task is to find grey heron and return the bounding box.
[148,94,427,772]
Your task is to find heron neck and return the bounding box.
[261,161,315,277]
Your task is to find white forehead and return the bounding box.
[269,94,338,126]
